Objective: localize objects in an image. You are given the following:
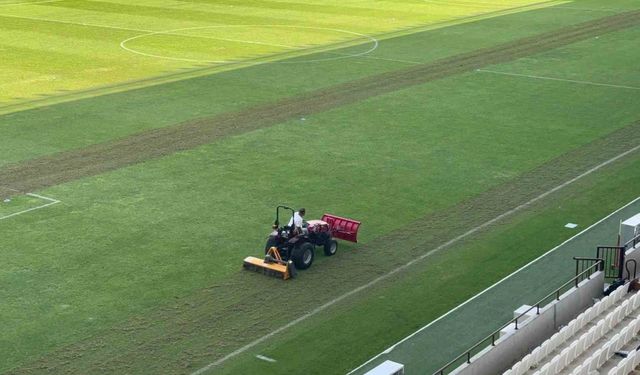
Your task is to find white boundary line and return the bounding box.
[0,193,60,221]
[192,144,640,375]
[255,355,277,363]
[477,69,640,90]
[26,192,59,203]
[119,25,378,64]
[553,6,623,13]
[0,15,304,52]
[347,194,640,374]
[423,0,623,13]
[355,54,422,65]
[0,14,379,65]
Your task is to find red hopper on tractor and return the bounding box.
[243,206,361,279]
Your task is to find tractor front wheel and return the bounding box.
[324,239,338,256]
[292,242,315,270]
[265,237,278,254]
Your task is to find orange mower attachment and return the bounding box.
[243,246,297,280]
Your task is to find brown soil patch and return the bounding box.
[1,10,639,199]
[0,186,17,199]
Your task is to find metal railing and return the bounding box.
[597,246,625,279]
[624,232,640,250]
[626,259,637,280]
[432,259,603,375]
[574,257,605,284]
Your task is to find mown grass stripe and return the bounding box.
[43,0,312,25]
[1,9,638,199]
[175,0,433,19]
[0,0,567,113]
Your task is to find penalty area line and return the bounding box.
[191,144,640,375]
[26,192,60,203]
[0,193,60,221]
[477,69,640,90]
[553,6,624,13]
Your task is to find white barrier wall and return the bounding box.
[451,271,604,375]
[620,212,640,280]
[621,214,640,247]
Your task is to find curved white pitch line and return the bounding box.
[119,25,378,64]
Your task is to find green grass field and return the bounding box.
[1,0,640,374]
[0,0,548,110]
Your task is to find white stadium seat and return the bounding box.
[555,348,569,372]
[609,333,621,351]
[596,344,610,368]
[632,292,640,309]
[634,317,640,333]
[530,346,543,364]
[624,355,634,373]
[503,285,636,375]
[567,341,578,363]
[571,363,583,375]
[518,353,532,375]
[538,362,552,375]
[606,365,619,375]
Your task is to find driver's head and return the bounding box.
[299,208,306,217]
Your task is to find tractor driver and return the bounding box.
[288,208,307,235]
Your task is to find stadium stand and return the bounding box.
[434,213,640,375]
[506,283,640,375]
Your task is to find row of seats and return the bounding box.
[533,292,640,375]
[503,283,629,375]
[570,314,640,374]
[607,347,640,375]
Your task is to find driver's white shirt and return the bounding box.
[288,212,304,228]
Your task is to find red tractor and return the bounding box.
[243,206,361,279]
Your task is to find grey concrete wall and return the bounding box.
[554,275,603,327]
[451,271,604,375]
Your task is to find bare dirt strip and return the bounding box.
[9,119,640,375]
[1,9,640,199]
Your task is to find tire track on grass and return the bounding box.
[1,9,639,198]
[9,120,640,375]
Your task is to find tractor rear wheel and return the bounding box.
[292,242,315,270]
[324,239,338,256]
